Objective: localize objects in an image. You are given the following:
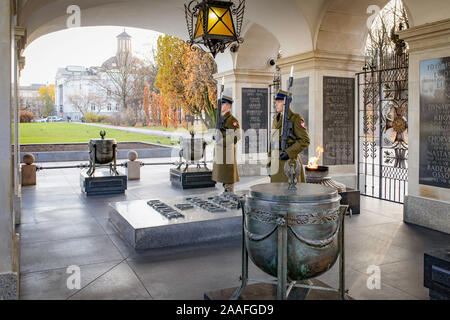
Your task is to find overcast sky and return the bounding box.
[20,26,162,86]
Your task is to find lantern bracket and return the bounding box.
[185,0,245,57]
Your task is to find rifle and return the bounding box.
[216,78,225,130]
[280,74,296,152]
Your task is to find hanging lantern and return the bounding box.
[185,0,245,57]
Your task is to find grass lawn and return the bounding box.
[20,123,175,145]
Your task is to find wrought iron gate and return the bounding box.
[357,52,409,203]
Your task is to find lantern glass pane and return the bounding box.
[194,10,204,38]
[207,7,235,36]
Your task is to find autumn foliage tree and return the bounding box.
[150,91,165,126]
[38,84,55,117]
[159,94,170,128]
[182,44,217,128]
[154,35,217,128]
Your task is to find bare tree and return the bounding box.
[365,0,409,67]
[67,92,105,116]
[93,51,158,125]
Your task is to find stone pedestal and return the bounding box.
[170,167,216,189]
[126,161,140,180]
[404,195,449,234]
[399,19,450,233]
[204,280,353,300]
[80,170,127,196]
[21,164,36,186]
[339,188,360,215]
[424,249,450,300]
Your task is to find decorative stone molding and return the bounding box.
[399,18,450,52]
[14,26,25,50]
[18,55,25,72]
[276,50,365,73]
[14,26,26,71]
[214,69,274,85]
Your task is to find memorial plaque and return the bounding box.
[419,57,450,189]
[323,76,355,165]
[242,88,268,154]
[291,77,309,164]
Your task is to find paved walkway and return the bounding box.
[18,161,449,300]
[79,122,193,139]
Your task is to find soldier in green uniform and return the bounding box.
[268,90,310,183]
[212,95,241,193]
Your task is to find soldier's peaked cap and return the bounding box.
[221,95,233,104]
[275,90,290,100]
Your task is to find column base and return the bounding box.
[404,195,450,234]
[0,272,18,300]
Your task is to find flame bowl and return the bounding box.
[305,165,329,179]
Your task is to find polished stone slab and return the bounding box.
[109,196,242,250]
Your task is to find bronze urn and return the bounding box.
[87,131,118,177]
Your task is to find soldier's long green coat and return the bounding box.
[212,112,241,184]
[268,109,310,183]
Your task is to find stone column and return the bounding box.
[277,50,365,188]
[13,26,25,226]
[0,0,18,299]
[214,69,274,176]
[399,19,450,234]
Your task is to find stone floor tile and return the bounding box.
[68,261,151,300]
[21,235,123,274]
[377,256,429,300]
[21,205,92,224]
[127,251,271,299]
[20,261,121,300]
[17,218,105,243]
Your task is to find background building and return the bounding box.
[55,30,136,121]
[19,83,45,116]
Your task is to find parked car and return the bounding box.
[45,116,63,122]
[32,118,46,123]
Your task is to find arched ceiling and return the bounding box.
[19,0,313,58]
[315,0,390,55]
[17,0,450,68]
[403,0,450,26]
[235,23,280,70]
